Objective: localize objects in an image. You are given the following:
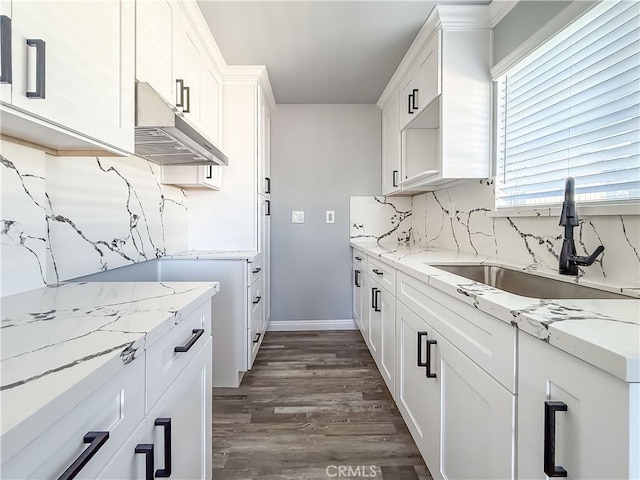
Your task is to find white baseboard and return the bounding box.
[267,319,357,331]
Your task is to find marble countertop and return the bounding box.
[0,281,219,443]
[352,240,640,383]
[164,249,261,261]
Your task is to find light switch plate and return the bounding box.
[326,210,335,223]
[292,211,304,223]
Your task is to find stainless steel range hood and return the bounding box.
[134,82,228,166]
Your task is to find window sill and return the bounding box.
[488,202,640,218]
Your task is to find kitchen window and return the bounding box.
[494,0,639,210]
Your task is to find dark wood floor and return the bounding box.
[213,330,432,479]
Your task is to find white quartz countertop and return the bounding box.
[164,249,261,261]
[352,240,640,383]
[0,281,219,441]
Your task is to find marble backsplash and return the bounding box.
[350,196,412,245]
[412,180,640,287]
[1,140,188,296]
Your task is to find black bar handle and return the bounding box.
[417,331,428,367]
[354,256,363,261]
[26,39,45,99]
[412,88,419,110]
[265,177,271,194]
[252,267,262,274]
[0,15,11,84]
[134,444,154,480]
[175,79,184,108]
[253,332,262,343]
[182,85,190,113]
[392,170,398,188]
[372,268,383,276]
[174,328,204,353]
[374,289,381,312]
[408,93,413,114]
[205,165,213,179]
[544,401,568,477]
[265,200,271,216]
[58,431,109,480]
[355,269,361,287]
[253,296,262,305]
[425,339,437,378]
[154,418,172,477]
[371,287,377,309]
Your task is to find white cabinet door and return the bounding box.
[135,0,173,104]
[518,333,635,480]
[199,56,222,145]
[439,331,514,480]
[395,302,441,476]
[257,89,271,197]
[381,94,401,195]
[352,265,363,330]
[399,67,419,129]
[368,283,382,359]
[248,276,264,367]
[0,2,11,103]
[162,164,222,190]
[9,0,134,151]
[359,270,370,341]
[201,165,222,190]
[379,287,395,395]
[416,31,441,113]
[172,4,200,123]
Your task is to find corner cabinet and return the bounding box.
[518,333,639,480]
[0,0,135,155]
[378,5,491,195]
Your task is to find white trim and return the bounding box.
[491,0,597,79]
[489,203,640,218]
[223,66,276,107]
[267,319,357,331]
[489,0,520,27]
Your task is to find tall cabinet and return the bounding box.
[188,66,275,333]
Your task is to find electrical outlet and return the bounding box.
[291,211,304,223]
[326,210,335,223]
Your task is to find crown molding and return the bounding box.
[223,66,276,107]
[489,0,519,28]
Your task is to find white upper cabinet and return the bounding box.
[381,94,401,196]
[378,5,491,193]
[0,1,12,104]
[200,56,222,146]
[172,4,200,123]
[0,0,135,154]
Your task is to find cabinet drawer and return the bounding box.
[397,271,516,392]
[368,258,396,294]
[352,250,367,270]
[248,255,264,286]
[146,300,211,412]
[1,357,145,480]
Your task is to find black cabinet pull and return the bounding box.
[0,16,11,84]
[265,199,271,216]
[408,93,414,114]
[182,85,190,113]
[371,287,377,309]
[253,296,262,305]
[354,256,363,261]
[26,39,45,99]
[355,269,361,288]
[175,79,184,108]
[417,331,428,367]
[374,289,381,312]
[174,328,204,353]
[425,339,437,378]
[253,332,262,343]
[58,431,109,480]
[205,165,213,179]
[544,401,568,477]
[412,88,419,110]
[392,170,398,188]
[134,444,154,480]
[252,267,262,274]
[154,418,172,478]
[372,268,383,276]
[265,177,271,194]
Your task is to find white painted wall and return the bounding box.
[270,104,381,322]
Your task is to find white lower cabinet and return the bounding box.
[367,275,396,395]
[352,264,363,330]
[518,332,639,480]
[96,339,213,480]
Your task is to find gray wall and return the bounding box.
[493,1,573,65]
[270,104,381,322]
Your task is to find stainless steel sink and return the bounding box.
[430,264,629,299]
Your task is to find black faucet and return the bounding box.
[559,177,605,275]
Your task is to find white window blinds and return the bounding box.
[495,0,640,209]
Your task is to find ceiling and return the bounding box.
[198,1,488,104]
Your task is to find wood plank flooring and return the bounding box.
[213,330,432,479]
